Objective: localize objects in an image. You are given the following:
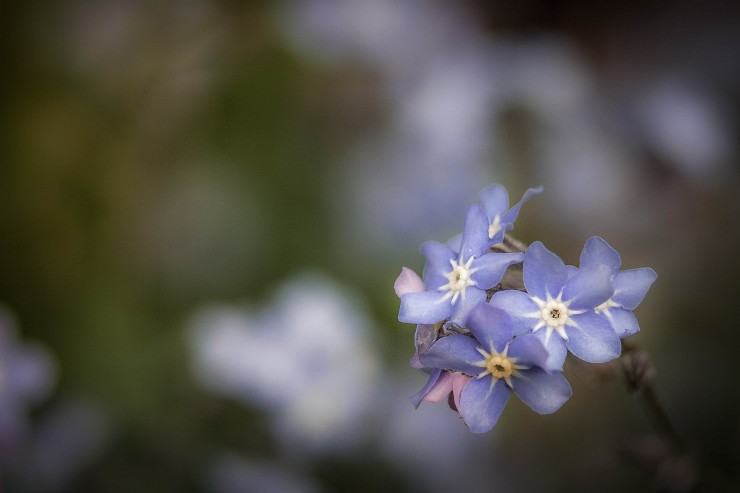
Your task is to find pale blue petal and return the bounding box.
[446,233,463,254]
[532,328,568,371]
[478,184,509,220]
[488,290,539,336]
[459,377,511,433]
[421,241,456,289]
[465,303,512,354]
[565,311,622,363]
[449,287,487,325]
[507,334,549,369]
[459,205,490,260]
[410,369,442,408]
[500,185,543,228]
[579,236,622,277]
[418,334,484,376]
[523,242,568,300]
[563,264,613,310]
[607,308,641,338]
[470,252,524,289]
[399,290,451,324]
[512,368,572,414]
[613,268,657,310]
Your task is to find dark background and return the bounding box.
[1,1,738,492]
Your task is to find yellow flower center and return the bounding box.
[475,345,529,388]
[486,355,513,379]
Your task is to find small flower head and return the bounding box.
[579,237,658,338]
[419,303,572,433]
[398,205,523,326]
[490,240,622,370]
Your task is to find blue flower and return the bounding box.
[489,239,621,370]
[579,237,658,338]
[398,205,523,325]
[478,184,543,246]
[419,303,572,433]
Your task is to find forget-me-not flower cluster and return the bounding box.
[395,184,656,433]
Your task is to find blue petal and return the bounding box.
[459,377,511,433]
[421,241,456,290]
[465,303,513,354]
[478,184,510,220]
[579,236,622,277]
[512,368,571,414]
[449,287,487,325]
[563,263,613,310]
[565,311,622,363]
[523,242,568,300]
[417,334,484,376]
[613,267,657,310]
[410,369,442,408]
[470,252,524,289]
[500,185,543,229]
[488,290,539,336]
[607,308,640,338]
[507,334,549,370]
[459,205,491,260]
[446,233,462,254]
[399,290,451,324]
[531,328,568,371]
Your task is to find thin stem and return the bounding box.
[490,234,528,254]
[503,233,528,253]
[620,341,687,453]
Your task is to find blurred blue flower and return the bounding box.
[489,240,621,370]
[579,237,658,338]
[419,303,571,433]
[0,309,55,465]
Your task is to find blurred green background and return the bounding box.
[1,1,739,492]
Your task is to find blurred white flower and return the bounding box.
[188,273,379,453]
[635,79,732,181]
